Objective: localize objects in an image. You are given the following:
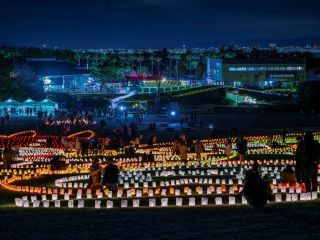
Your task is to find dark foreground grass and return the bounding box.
[0,201,320,240]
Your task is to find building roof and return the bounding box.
[25,58,90,76]
[220,58,306,65]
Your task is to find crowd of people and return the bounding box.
[88,158,119,190]
[242,131,320,208]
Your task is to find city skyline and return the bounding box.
[1,0,320,49]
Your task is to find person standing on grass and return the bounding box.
[236,136,247,163]
[103,158,119,191]
[89,158,101,188]
[225,139,232,160]
[294,136,304,183]
[302,131,320,192]
[195,139,204,161]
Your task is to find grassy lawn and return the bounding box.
[0,200,319,240]
[125,85,227,109]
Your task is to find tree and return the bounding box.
[136,53,144,75]
[155,57,161,76]
[174,54,181,80]
[150,54,156,75]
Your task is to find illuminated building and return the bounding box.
[24,58,99,93]
[207,58,306,88]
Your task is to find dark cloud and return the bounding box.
[0,0,319,48]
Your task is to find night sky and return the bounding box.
[0,0,319,49]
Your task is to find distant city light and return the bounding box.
[170,111,176,116]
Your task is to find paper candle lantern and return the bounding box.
[136,190,142,197]
[54,200,61,208]
[201,197,208,206]
[22,200,30,208]
[242,196,247,205]
[108,191,113,198]
[148,189,154,197]
[76,192,82,199]
[285,194,292,202]
[189,197,196,206]
[95,200,101,209]
[117,189,123,198]
[175,189,180,196]
[216,187,222,194]
[161,198,168,207]
[121,200,128,208]
[275,194,282,202]
[15,198,22,207]
[77,200,84,208]
[299,193,306,200]
[143,187,148,195]
[30,196,37,202]
[106,200,113,209]
[306,192,312,200]
[161,189,167,196]
[43,200,50,208]
[187,188,192,196]
[95,192,102,199]
[41,195,47,201]
[120,200,128,208]
[291,193,298,201]
[87,193,92,199]
[52,194,58,201]
[228,196,235,205]
[64,193,69,200]
[296,187,302,193]
[176,197,183,206]
[149,198,156,207]
[289,186,294,193]
[132,199,140,208]
[127,190,132,198]
[215,197,222,205]
[312,192,317,200]
[272,186,278,194]
[33,200,40,208]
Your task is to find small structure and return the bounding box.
[0,98,58,116]
[24,58,100,93]
[226,90,257,104]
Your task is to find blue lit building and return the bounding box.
[25,58,99,93]
[207,58,306,88]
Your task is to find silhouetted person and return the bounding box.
[295,136,304,183]
[50,156,67,171]
[89,158,101,188]
[302,132,320,192]
[147,151,155,162]
[103,158,119,190]
[281,166,296,185]
[242,161,272,208]
[236,137,247,163]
